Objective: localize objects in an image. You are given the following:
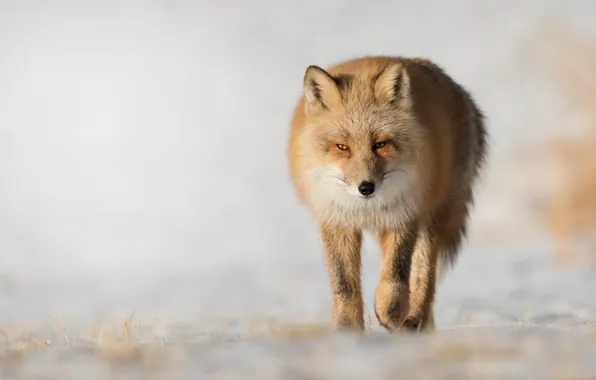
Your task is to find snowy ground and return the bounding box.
[2,240,596,378]
[1,0,596,378]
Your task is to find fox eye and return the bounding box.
[336,144,349,151]
[373,141,387,150]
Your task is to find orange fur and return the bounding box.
[288,56,487,332]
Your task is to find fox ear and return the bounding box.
[303,65,342,116]
[374,62,411,109]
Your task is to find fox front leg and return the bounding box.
[321,224,364,331]
[374,222,419,332]
[403,228,439,332]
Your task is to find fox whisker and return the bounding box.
[383,169,410,179]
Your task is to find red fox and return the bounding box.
[287,56,488,332]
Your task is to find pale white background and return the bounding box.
[1,0,595,329]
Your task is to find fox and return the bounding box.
[287,56,488,333]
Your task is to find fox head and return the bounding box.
[297,61,426,226]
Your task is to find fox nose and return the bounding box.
[358,181,375,196]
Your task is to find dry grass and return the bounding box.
[1,316,596,378]
[262,313,377,340]
[0,314,349,376]
[523,26,596,266]
[0,314,187,377]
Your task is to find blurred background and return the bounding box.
[0,0,595,332]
